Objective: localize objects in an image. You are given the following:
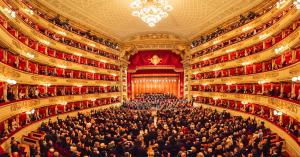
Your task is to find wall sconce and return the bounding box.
[226,82,234,85]
[291,76,300,82]
[241,101,248,105]
[258,80,269,84]
[242,26,252,32]
[61,102,67,106]
[259,33,269,40]
[273,110,283,116]
[213,97,219,100]
[6,79,17,85]
[26,52,35,59]
[57,31,66,36]
[213,40,220,44]
[276,0,286,8]
[242,62,251,66]
[40,40,50,45]
[3,8,16,18]
[24,8,34,15]
[88,43,96,47]
[44,83,51,87]
[226,49,235,53]
[26,109,35,114]
[91,98,96,102]
[274,45,288,54]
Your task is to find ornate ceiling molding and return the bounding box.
[122,33,189,60]
[34,0,265,40]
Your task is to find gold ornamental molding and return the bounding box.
[132,73,179,77]
[11,0,121,55]
[190,28,300,74]
[123,33,189,58]
[189,5,299,62]
[189,0,292,54]
[190,61,300,85]
[0,62,119,86]
[0,92,121,122]
[0,14,120,76]
[0,3,119,65]
[127,65,184,73]
[191,91,300,121]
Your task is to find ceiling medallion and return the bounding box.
[130,0,173,27]
[149,55,162,65]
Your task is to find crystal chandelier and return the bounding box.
[130,0,173,27]
[294,0,300,9]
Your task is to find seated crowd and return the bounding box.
[191,82,300,102]
[21,1,119,50]
[0,82,119,105]
[0,97,119,144]
[11,94,285,157]
[190,0,281,48]
[195,96,300,145]
[122,93,193,110]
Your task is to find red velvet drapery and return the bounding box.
[127,50,184,99]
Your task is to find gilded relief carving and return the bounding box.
[193,91,300,120]
[12,39,21,49]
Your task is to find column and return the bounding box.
[54,86,57,96]
[14,85,19,100]
[280,82,284,97]
[54,105,58,115]
[25,85,29,98]
[4,120,8,132]
[26,60,29,72]
[3,83,7,102]
[45,107,49,116]
[291,82,295,98]
[291,50,296,63]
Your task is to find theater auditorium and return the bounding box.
[0,0,299,156]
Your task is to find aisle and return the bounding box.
[151,109,158,127]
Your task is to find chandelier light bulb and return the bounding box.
[149,23,155,27]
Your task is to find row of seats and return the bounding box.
[0,97,120,143]
[191,0,277,48]
[0,15,119,71]
[0,48,119,81]
[194,96,300,144]
[191,4,293,58]
[20,0,119,50]
[191,46,300,79]
[191,17,300,69]
[0,81,119,104]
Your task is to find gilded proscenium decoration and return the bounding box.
[149,55,162,65]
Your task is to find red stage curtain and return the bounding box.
[131,76,179,98]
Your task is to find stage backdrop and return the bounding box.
[127,50,184,99]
